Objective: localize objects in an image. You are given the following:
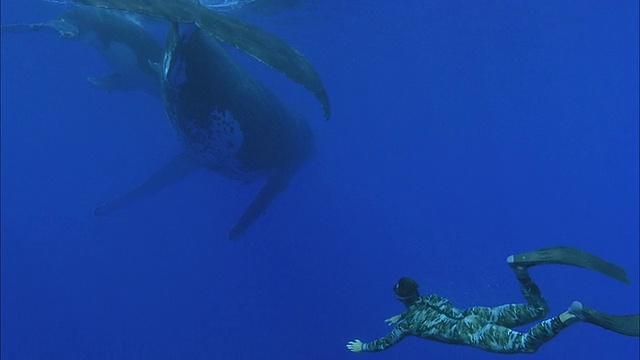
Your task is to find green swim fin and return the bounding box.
[570,301,640,337]
[507,246,630,284]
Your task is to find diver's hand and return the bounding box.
[384,314,402,326]
[346,339,363,353]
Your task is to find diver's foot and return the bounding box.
[568,301,586,319]
[555,302,585,326]
[506,255,530,281]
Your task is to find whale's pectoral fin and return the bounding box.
[0,23,46,35]
[1,19,78,38]
[94,151,200,216]
[228,168,295,240]
[195,10,331,119]
[87,73,131,92]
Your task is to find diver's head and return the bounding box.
[394,277,420,306]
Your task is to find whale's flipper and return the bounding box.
[87,73,131,92]
[198,9,331,119]
[73,0,331,118]
[507,246,630,284]
[0,23,49,34]
[1,19,79,38]
[228,167,295,240]
[94,151,201,216]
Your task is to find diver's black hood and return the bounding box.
[394,277,420,305]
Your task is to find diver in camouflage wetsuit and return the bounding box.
[347,247,640,354]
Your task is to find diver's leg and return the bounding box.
[463,303,547,328]
[462,261,548,328]
[507,257,550,321]
[464,314,576,354]
[514,313,578,353]
[512,265,549,311]
[473,301,640,353]
[509,300,640,352]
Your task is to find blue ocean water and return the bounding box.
[1,1,638,359]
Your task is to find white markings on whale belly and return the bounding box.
[177,108,265,182]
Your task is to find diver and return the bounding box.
[347,246,639,354]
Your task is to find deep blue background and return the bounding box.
[2,1,638,359]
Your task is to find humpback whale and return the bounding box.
[72,0,331,118]
[1,6,164,98]
[82,2,327,239]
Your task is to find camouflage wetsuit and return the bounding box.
[361,274,570,354]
